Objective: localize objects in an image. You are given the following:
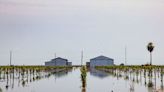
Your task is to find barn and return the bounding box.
[45,57,72,66]
[89,55,114,67]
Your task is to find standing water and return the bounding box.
[0,67,163,92]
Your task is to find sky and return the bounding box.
[0,0,164,65]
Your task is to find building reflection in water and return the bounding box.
[89,68,109,79]
[53,69,73,79]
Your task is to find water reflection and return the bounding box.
[129,82,135,92]
[81,66,87,92]
[89,68,109,78]
[81,87,86,92]
[0,87,2,92]
[6,70,9,90]
[1,67,164,92]
[96,67,164,92]
[0,68,73,91]
[54,69,72,78]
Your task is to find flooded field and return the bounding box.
[0,66,164,92]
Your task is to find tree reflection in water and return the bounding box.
[0,87,2,92]
[0,66,72,90]
[96,66,164,92]
[5,68,9,90]
[81,66,87,92]
[82,87,86,92]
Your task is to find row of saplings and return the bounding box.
[96,65,164,88]
[0,66,72,89]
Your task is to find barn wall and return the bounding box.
[90,59,114,67]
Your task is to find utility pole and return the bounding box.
[81,51,83,66]
[10,50,12,66]
[54,53,56,66]
[54,53,57,58]
[125,46,127,65]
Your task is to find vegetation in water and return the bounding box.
[96,65,164,88]
[148,81,153,87]
[80,66,87,88]
[0,87,2,92]
[0,65,72,89]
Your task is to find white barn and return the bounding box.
[45,57,72,66]
[90,55,114,67]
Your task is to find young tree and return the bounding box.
[147,42,155,65]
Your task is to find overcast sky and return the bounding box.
[0,0,164,65]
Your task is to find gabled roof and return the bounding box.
[51,57,68,61]
[90,55,114,61]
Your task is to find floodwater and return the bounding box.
[0,68,164,92]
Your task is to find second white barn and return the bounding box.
[90,55,114,67]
